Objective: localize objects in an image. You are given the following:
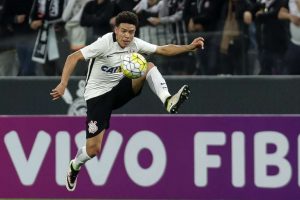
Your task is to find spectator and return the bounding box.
[12,0,36,76]
[144,0,196,75]
[219,0,253,75]
[80,0,115,41]
[183,0,224,75]
[134,0,165,44]
[111,0,141,27]
[251,0,289,75]
[0,0,18,76]
[278,0,300,74]
[113,0,140,13]
[244,0,260,75]
[29,0,66,76]
[62,0,91,76]
[62,0,91,52]
[146,0,186,44]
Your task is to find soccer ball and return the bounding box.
[121,53,147,79]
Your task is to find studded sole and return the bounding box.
[170,85,191,114]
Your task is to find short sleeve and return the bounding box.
[80,36,109,60]
[135,37,158,55]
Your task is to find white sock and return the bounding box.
[72,146,91,170]
[146,67,171,104]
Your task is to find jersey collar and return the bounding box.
[113,32,117,42]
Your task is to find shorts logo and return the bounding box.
[88,121,98,134]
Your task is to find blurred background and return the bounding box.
[0,0,299,77]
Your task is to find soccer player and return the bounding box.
[50,11,204,191]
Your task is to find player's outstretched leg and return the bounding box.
[66,159,80,191]
[165,85,191,114]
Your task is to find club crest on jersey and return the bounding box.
[88,120,98,134]
[101,65,121,73]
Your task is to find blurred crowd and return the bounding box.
[0,0,299,76]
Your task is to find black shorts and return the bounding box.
[85,77,141,138]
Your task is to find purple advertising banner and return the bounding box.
[1,115,300,199]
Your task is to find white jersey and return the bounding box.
[289,0,300,45]
[80,32,157,100]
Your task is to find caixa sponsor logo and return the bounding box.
[2,130,299,188]
[101,65,121,73]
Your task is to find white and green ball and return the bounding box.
[121,53,147,79]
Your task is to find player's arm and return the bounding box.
[50,50,84,100]
[155,37,205,56]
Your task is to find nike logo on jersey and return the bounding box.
[101,65,121,73]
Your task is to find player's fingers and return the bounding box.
[50,90,58,96]
[197,37,205,42]
[50,92,58,97]
[51,92,62,99]
[50,90,62,99]
[194,40,204,48]
[192,38,204,46]
[52,96,61,101]
[193,37,204,43]
[51,94,59,100]
[51,88,63,95]
[200,41,205,49]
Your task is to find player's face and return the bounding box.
[115,23,136,48]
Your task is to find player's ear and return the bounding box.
[114,26,118,34]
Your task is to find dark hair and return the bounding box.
[115,11,139,28]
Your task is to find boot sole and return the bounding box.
[170,85,191,114]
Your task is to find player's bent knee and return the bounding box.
[86,143,101,158]
[147,62,154,69]
[146,62,156,74]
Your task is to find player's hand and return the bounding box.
[50,83,66,101]
[191,37,205,50]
